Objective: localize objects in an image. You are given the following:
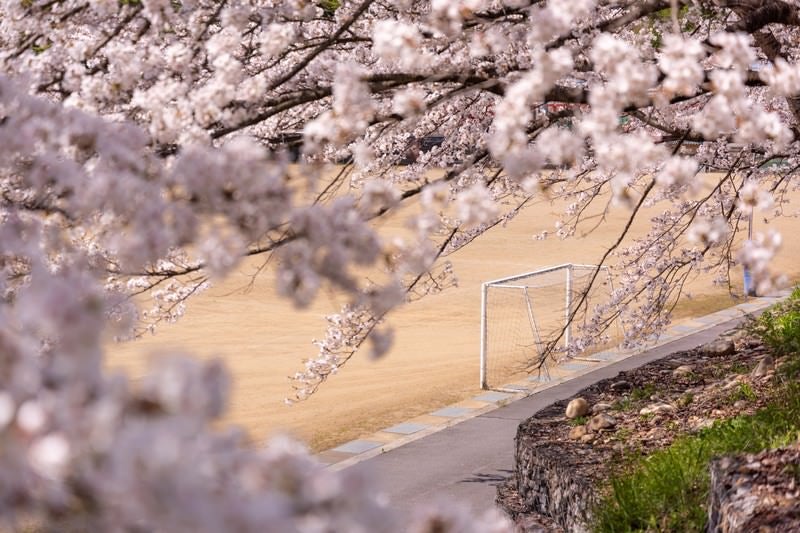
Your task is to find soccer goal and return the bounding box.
[479,263,617,390]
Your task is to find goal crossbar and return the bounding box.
[482,263,602,286]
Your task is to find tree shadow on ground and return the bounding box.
[459,470,513,486]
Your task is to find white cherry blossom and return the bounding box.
[1,1,800,529]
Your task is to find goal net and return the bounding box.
[479,264,620,390]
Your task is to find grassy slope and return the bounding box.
[593,380,800,532]
[592,293,800,532]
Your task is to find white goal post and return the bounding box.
[479,263,614,390]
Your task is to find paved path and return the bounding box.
[347,314,763,514]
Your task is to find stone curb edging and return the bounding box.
[317,295,785,471]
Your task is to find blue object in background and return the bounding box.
[744,268,756,297]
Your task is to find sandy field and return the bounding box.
[107,175,800,451]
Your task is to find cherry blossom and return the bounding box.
[2,0,800,528]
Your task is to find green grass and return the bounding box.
[317,0,340,15]
[728,361,749,375]
[569,415,589,427]
[630,384,656,402]
[676,392,694,408]
[611,384,657,413]
[780,356,800,380]
[613,427,634,442]
[612,397,633,412]
[726,381,757,405]
[749,286,800,356]
[592,378,800,532]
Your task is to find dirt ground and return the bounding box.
[107,174,800,451]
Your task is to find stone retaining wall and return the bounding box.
[708,444,800,532]
[508,431,595,532]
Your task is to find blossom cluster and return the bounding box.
[3,0,800,528]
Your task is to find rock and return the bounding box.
[742,338,761,349]
[708,444,800,532]
[712,409,725,417]
[751,355,775,378]
[588,413,616,431]
[640,403,676,416]
[734,400,748,409]
[672,365,694,377]
[743,460,762,471]
[565,397,590,419]
[703,339,736,357]
[592,402,613,414]
[722,375,746,390]
[610,380,632,392]
[690,417,714,431]
[569,425,588,440]
[646,428,667,441]
[580,433,595,444]
[513,514,562,533]
[730,330,750,343]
